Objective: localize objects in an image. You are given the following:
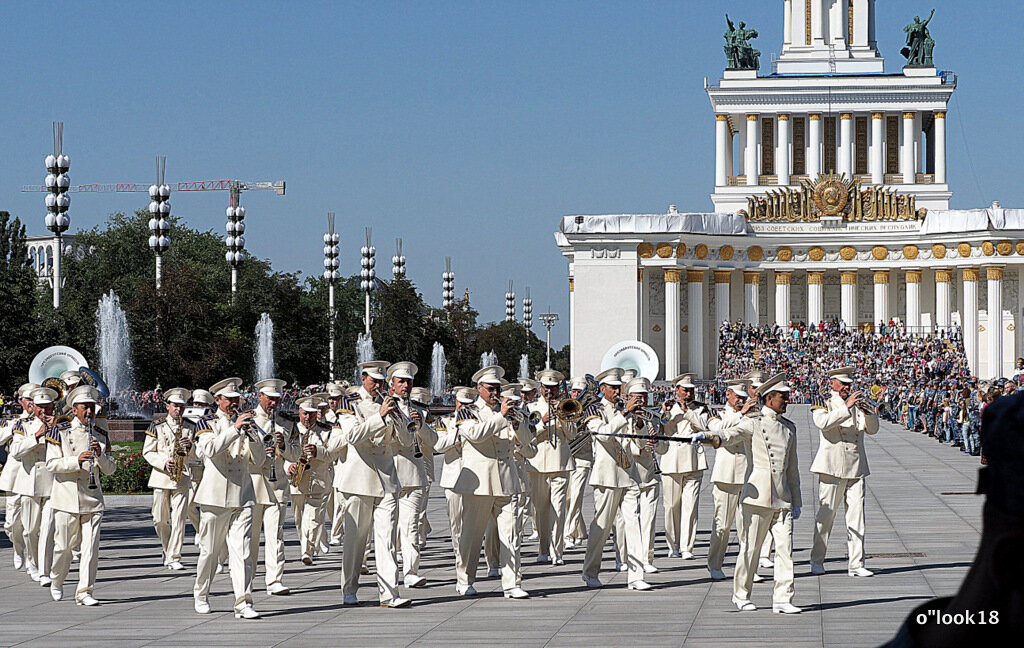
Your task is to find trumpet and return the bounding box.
[234,408,277,480]
[505,405,542,430]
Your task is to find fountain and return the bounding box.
[430,342,447,401]
[519,354,529,381]
[254,313,275,381]
[95,290,138,417]
[355,332,375,381]
[480,350,498,368]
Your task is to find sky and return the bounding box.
[0,0,1018,348]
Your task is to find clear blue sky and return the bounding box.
[0,1,1015,347]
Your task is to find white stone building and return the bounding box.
[556,0,1024,380]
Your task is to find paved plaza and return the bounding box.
[0,406,983,647]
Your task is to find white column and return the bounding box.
[775,271,791,327]
[963,268,979,374]
[902,111,916,184]
[714,271,731,328]
[715,115,729,187]
[777,114,791,185]
[871,112,884,184]
[807,271,824,324]
[841,270,858,330]
[812,0,827,44]
[569,275,576,375]
[906,270,922,331]
[934,110,947,184]
[935,269,951,331]
[743,271,760,325]
[988,267,1004,378]
[687,270,705,377]
[873,270,889,330]
[839,113,853,177]
[52,236,62,308]
[745,114,758,186]
[783,0,793,46]
[808,114,822,176]
[831,0,848,45]
[664,269,681,379]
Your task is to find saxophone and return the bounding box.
[289,427,311,487]
[170,416,188,482]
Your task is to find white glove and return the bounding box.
[792,506,801,520]
[690,432,707,446]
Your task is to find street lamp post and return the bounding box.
[147,157,171,290]
[392,238,406,279]
[224,190,247,301]
[442,257,455,308]
[323,212,340,380]
[359,228,376,334]
[523,287,533,329]
[539,312,559,369]
[505,281,515,322]
[43,121,70,308]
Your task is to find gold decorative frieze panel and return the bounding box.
[747,246,764,261]
[638,242,654,258]
[932,244,947,259]
[719,244,734,261]
[655,242,673,258]
[740,173,926,222]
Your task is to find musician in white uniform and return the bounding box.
[660,373,711,561]
[142,388,194,571]
[1,383,38,573]
[809,367,879,577]
[434,387,475,556]
[11,386,57,584]
[564,376,592,548]
[410,386,435,548]
[525,369,573,565]
[184,389,215,543]
[45,385,116,606]
[285,396,331,565]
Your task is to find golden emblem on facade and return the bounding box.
[903,245,919,260]
[656,242,673,258]
[872,246,888,261]
[996,241,1013,256]
[932,243,947,259]
[1017,241,1024,256]
[739,173,927,222]
[839,246,856,260]
[746,245,763,261]
[776,246,793,262]
[675,243,687,257]
[957,242,972,258]
[808,246,825,261]
[719,244,734,260]
[695,243,709,259]
[981,241,995,256]
[637,242,654,258]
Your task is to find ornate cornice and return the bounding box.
[713,270,732,284]
[841,271,858,284]
[807,271,825,285]
[987,267,1004,281]
[873,270,890,284]
[775,271,792,285]
[687,269,705,283]
[962,268,979,282]
[935,269,952,283]
[664,268,682,283]
[743,271,760,285]
[906,270,922,283]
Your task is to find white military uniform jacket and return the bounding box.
[44,418,116,514]
[525,397,574,474]
[193,409,266,509]
[11,417,54,497]
[708,404,751,485]
[251,405,299,505]
[660,401,710,475]
[393,398,438,489]
[584,398,641,488]
[717,406,802,511]
[327,386,411,498]
[0,412,30,492]
[433,414,462,490]
[810,391,880,479]
[285,422,332,496]
[452,398,535,497]
[143,416,195,490]
[624,418,667,487]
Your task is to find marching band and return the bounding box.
[0,359,882,617]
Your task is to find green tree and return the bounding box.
[475,320,546,381]
[373,278,427,374]
[0,212,40,388]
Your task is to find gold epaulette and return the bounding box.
[580,402,602,424]
[145,421,159,438]
[455,408,478,425]
[194,416,213,434]
[336,394,357,415]
[12,420,25,435]
[45,426,62,445]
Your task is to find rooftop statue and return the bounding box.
[724,14,760,71]
[901,9,936,66]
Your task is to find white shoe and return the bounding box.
[404,574,426,588]
[13,553,24,570]
[759,557,774,569]
[167,561,185,571]
[301,554,313,565]
[266,583,291,595]
[39,576,52,587]
[330,538,343,546]
[234,605,260,619]
[528,531,539,541]
[554,556,565,566]
[668,550,682,559]
[381,597,412,608]
[28,565,40,582]
[564,539,576,549]
[583,576,603,588]
[849,567,875,577]
[732,595,756,611]
[627,580,652,591]
[504,587,530,599]
[773,602,802,614]
[194,599,211,614]
[615,561,627,572]
[319,542,330,554]
[810,562,825,575]
[708,568,726,581]
[455,584,477,596]
[536,554,551,564]
[643,563,659,574]
[215,563,225,574]
[753,573,766,583]
[343,594,359,605]
[50,585,63,601]
[680,551,694,560]
[77,595,100,607]
[72,551,80,563]
[487,567,500,578]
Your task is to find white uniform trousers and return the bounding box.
[419,481,432,540]
[52,510,103,602]
[707,482,746,571]
[458,493,519,590]
[443,489,462,556]
[20,496,46,572]
[530,471,569,558]
[582,485,643,584]
[291,492,326,558]
[342,492,401,604]
[314,491,331,553]
[193,504,254,610]
[662,471,702,554]
[811,474,866,570]
[565,462,591,542]
[186,470,202,537]
[250,502,287,588]
[331,488,346,542]
[152,487,188,564]
[734,504,794,604]
[397,486,426,576]
[4,494,25,560]
[37,498,56,579]
[615,481,659,566]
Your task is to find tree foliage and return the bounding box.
[0,212,39,388]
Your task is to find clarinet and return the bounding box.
[87,417,99,490]
[267,406,278,483]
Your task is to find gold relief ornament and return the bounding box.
[652,324,662,332]
[902,245,919,260]
[981,241,995,256]
[637,242,654,259]
[840,246,856,261]
[808,246,825,261]
[932,243,947,259]
[871,246,888,261]
[739,172,926,222]
[694,244,708,260]
[675,243,687,258]
[996,241,1013,256]
[746,245,763,261]
[655,243,673,258]
[719,244,734,260]
[811,175,849,217]
[957,243,972,258]
[1017,241,1024,256]
[776,246,793,262]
